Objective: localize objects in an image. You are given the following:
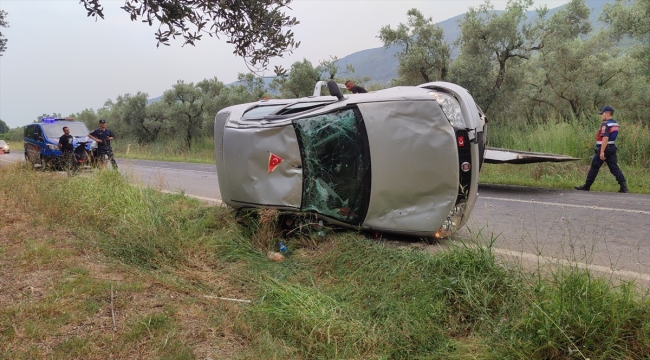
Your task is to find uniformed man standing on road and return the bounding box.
[575,105,629,193]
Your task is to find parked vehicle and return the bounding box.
[24,118,95,170]
[0,140,9,154]
[214,80,487,238]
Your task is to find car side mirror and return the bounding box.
[327,79,344,101]
[37,136,44,142]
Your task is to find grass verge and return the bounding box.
[1,164,649,359]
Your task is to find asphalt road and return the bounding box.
[2,154,649,284]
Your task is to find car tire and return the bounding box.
[25,152,35,169]
[40,156,52,171]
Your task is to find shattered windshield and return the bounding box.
[293,108,371,224]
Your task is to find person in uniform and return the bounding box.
[88,119,115,169]
[575,105,629,193]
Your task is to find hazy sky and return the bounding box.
[0,0,570,129]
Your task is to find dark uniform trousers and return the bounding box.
[585,145,626,186]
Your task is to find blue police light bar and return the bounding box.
[40,117,76,123]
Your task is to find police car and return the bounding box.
[24,118,95,169]
[214,80,487,238]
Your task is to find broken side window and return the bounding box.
[293,108,371,225]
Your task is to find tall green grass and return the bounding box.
[485,118,650,192]
[113,136,215,163]
[2,165,649,359]
[489,117,650,168]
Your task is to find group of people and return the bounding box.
[58,119,115,171]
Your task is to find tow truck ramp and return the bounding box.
[484,147,580,164]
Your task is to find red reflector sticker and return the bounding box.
[461,162,471,172]
[458,137,465,147]
[268,153,284,173]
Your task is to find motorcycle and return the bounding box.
[61,140,90,173]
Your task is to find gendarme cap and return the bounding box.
[598,105,614,114]
[99,119,106,123]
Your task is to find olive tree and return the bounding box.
[317,55,340,80]
[518,0,608,119]
[79,0,300,70]
[143,101,169,142]
[270,59,320,98]
[0,119,9,134]
[313,57,370,95]
[73,108,99,130]
[379,8,450,85]
[162,81,205,149]
[451,0,541,112]
[233,72,268,101]
[602,0,650,76]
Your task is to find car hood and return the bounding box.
[358,100,458,235]
[221,125,303,208]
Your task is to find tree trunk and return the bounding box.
[420,68,430,83]
[185,112,192,150]
[495,58,506,90]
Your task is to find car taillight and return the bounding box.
[455,130,472,203]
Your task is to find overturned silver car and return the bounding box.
[214,80,486,238]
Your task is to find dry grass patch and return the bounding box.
[0,205,248,359]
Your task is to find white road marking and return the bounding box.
[492,247,650,282]
[159,190,223,205]
[480,196,650,215]
[132,164,216,175]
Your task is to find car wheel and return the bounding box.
[40,156,52,171]
[25,152,35,169]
